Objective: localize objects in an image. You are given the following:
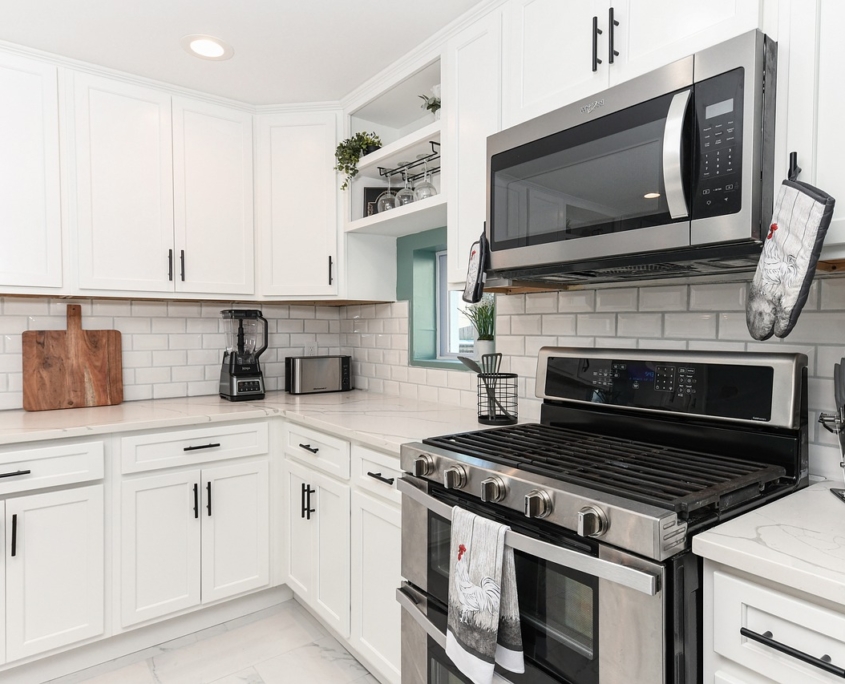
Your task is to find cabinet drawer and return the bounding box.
[0,441,104,495]
[713,570,845,683]
[352,445,401,505]
[285,423,349,479]
[121,422,269,473]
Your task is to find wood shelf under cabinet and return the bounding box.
[356,121,441,181]
[346,194,446,237]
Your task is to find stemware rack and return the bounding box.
[377,141,440,184]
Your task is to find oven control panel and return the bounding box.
[544,356,774,422]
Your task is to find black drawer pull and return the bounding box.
[184,443,221,452]
[0,469,31,479]
[592,15,603,72]
[193,483,199,519]
[11,514,18,557]
[206,482,212,516]
[741,627,845,678]
[299,444,319,454]
[367,471,395,486]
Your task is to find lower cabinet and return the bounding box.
[351,490,401,684]
[284,457,350,637]
[4,485,104,662]
[121,459,269,627]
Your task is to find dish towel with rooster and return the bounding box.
[445,506,524,684]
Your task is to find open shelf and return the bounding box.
[356,121,441,182]
[345,194,446,237]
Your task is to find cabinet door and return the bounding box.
[0,52,62,289]
[173,97,255,295]
[256,110,339,296]
[502,0,609,128]
[0,500,4,665]
[71,71,174,293]
[201,460,269,604]
[5,485,104,661]
[607,0,760,86]
[444,10,503,284]
[283,458,314,600]
[121,470,201,626]
[351,491,402,684]
[312,471,351,637]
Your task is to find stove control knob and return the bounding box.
[524,490,553,519]
[443,465,468,490]
[577,506,608,538]
[480,477,506,503]
[413,453,435,478]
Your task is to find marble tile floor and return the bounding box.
[47,601,378,684]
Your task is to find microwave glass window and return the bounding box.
[490,90,690,251]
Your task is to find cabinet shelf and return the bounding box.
[346,194,446,237]
[356,121,441,181]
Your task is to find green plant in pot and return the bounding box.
[463,295,495,357]
[334,132,382,190]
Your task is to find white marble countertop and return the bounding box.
[693,481,845,606]
[0,390,486,455]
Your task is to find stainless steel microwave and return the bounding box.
[485,30,776,285]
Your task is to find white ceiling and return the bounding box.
[0,0,480,105]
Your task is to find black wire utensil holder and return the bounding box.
[477,373,518,426]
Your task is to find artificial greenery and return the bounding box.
[419,94,441,114]
[463,296,495,341]
[334,132,382,190]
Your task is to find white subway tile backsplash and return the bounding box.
[525,292,558,314]
[664,313,716,339]
[131,301,168,317]
[167,302,202,317]
[617,313,662,338]
[132,334,169,351]
[525,336,557,357]
[0,317,27,334]
[577,314,616,336]
[495,336,525,356]
[785,312,845,344]
[595,337,637,348]
[595,289,637,312]
[687,340,745,352]
[542,315,577,336]
[717,313,751,340]
[114,317,151,334]
[639,285,688,311]
[558,290,595,312]
[814,346,845,377]
[639,338,687,350]
[689,283,746,311]
[820,279,845,310]
[511,315,542,335]
[152,317,187,334]
[3,297,49,316]
[496,295,525,315]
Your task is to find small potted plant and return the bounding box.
[419,84,441,120]
[334,132,382,190]
[463,295,495,358]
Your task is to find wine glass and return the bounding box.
[395,169,415,207]
[414,155,437,201]
[377,173,398,212]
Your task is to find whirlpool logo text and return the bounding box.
[580,99,604,115]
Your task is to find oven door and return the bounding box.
[399,476,666,684]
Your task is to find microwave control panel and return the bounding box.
[692,68,744,219]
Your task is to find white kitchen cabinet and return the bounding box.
[351,490,402,684]
[5,485,104,662]
[502,0,608,128]
[443,8,503,284]
[121,460,269,627]
[283,457,350,637]
[172,97,254,295]
[0,52,62,289]
[256,110,340,296]
[0,500,5,665]
[70,71,175,293]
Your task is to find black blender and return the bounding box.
[219,310,268,401]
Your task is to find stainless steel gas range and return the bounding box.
[397,348,808,684]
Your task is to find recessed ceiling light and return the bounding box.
[644,192,661,199]
[180,34,234,61]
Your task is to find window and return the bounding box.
[436,251,474,358]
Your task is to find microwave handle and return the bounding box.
[398,477,660,596]
[662,89,692,219]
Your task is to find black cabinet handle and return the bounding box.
[301,482,307,519]
[184,443,221,452]
[367,471,395,486]
[206,482,212,516]
[168,249,173,281]
[180,250,186,282]
[740,628,845,678]
[299,443,319,454]
[328,255,333,285]
[592,16,603,72]
[11,514,17,557]
[0,469,31,479]
[193,483,199,519]
[608,7,619,64]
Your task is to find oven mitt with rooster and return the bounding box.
[746,179,835,340]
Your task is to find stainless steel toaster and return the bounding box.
[284,355,352,394]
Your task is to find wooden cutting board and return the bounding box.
[22,305,123,411]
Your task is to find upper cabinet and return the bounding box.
[0,52,62,289]
[69,72,255,297]
[501,0,761,128]
[255,110,339,297]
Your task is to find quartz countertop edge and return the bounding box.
[693,481,845,606]
[0,390,485,455]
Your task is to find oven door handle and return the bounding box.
[662,88,692,219]
[398,477,660,596]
